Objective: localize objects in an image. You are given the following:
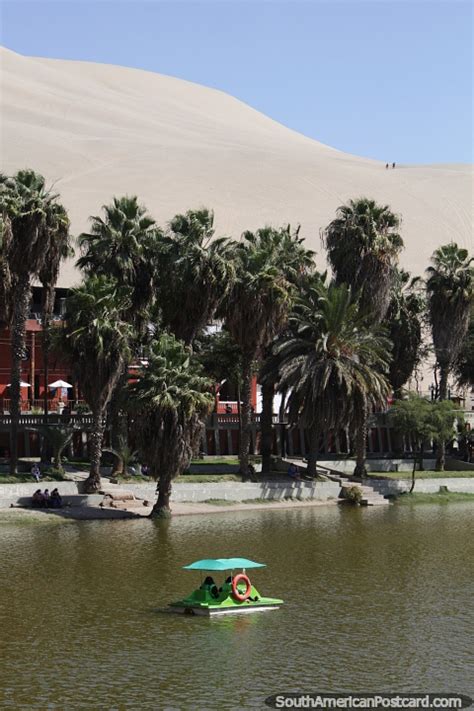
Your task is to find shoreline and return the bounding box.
[1,498,340,522]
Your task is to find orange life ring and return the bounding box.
[231,573,251,602]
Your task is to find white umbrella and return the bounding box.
[48,380,73,388]
[7,381,30,387]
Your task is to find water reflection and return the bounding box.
[0,504,473,709]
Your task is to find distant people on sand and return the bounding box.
[392,162,396,169]
[385,162,396,169]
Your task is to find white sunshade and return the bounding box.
[49,380,73,388]
[7,381,31,387]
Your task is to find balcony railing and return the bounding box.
[0,412,94,427]
[0,399,87,414]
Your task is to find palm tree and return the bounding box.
[322,198,403,475]
[426,243,473,469]
[103,436,139,479]
[0,170,70,475]
[454,308,474,388]
[256,226,316,474]
[77,196,161,452]
[33,425,75,472]
[322,197,403,321]
[194,328,243,411]
[77,196,159,330]
[274,282,392,477]
[386,269,425,398]
[38,202,72,425]
[0,214,12,326]
[221,229,294,477]
[157,208,235,346]
[127,333,213,517]
[56,276,132,492]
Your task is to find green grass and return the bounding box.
[368,470,474,480]
[0,470,69,484]
[113,474,152,483]
[395,491,474,505]
[176,474,241,483]
[190,457,240,466]
[190,456,261,466]
[0,510,73,525]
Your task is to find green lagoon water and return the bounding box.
[0,504,473,710]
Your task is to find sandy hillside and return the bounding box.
[0,46,472,287]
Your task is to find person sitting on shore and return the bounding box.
[50,488,62,508]
[287,463,301,481]
[31,463,41,483]
[32,489,45,508]
[43,489,51,507]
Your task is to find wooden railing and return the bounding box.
[0,399,87,414]
[0,413,94,427]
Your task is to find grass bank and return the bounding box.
[368,470,474,480]
[0,470,69,485]
[395,491,474,505]
[0,509,74,525]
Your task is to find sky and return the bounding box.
[1,0,472,164]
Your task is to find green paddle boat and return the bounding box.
[169,558,283,616]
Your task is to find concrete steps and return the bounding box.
[339,481,390,507]
[279,457,391,507]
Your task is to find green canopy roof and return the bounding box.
[183,558,266,571]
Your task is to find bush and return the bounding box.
[344,486,363,505]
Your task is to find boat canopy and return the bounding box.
[183,558,266,571]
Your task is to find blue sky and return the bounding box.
[1,0,472,163]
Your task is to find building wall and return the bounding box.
[0,323,76,409]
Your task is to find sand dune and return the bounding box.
[0,46,472,287]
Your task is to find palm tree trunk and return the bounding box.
[109,362,128,450]
[9,275,31,475]
[41,285,54,463]
[54,448,62,471]
[307,425,319,478]
[435,365,449,471]
[261,380,274,475]
[353,402,368,478]
[109,368,128,474]
[409,447,418,494]
[150,473,173,518]
[238,355,253,480]
[85,406,105,492]
[278,387,288,457]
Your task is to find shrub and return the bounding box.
[344,486,363,505]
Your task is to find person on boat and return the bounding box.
[201,576,219,598]
[50,488,62,508]
[202,576,216,587]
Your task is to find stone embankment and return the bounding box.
[0,479,340,510]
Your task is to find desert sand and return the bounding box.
[0,45,472,287]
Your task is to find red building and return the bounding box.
[0,287,259,457]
